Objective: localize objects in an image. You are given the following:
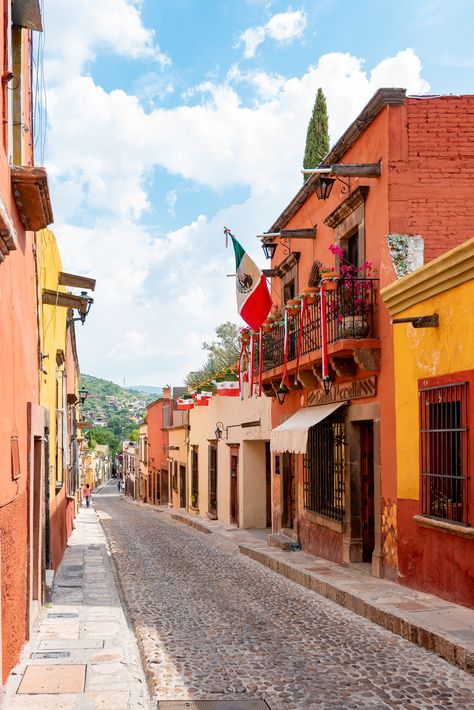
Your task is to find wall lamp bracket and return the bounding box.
[391,314,439,329]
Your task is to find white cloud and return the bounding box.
[43,0,170,82]
[43,0,429,385]
[237,9,307,59]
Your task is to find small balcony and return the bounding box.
[262,278,380,375]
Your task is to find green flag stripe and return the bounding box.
[231,236,245,269]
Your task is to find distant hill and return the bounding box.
[80,374,156,436]
[127,385,163,395]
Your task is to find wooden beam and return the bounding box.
[59,272,96,291]
[280,227,316,239]
[329,162,381,178]
[262,269,278,277]
[42,289,90,312]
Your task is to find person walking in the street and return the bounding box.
[83,483,92,508]
[117,479,121,493]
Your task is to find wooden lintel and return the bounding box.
[280,227,316,240]
[262,269,278,277]
[42,288,90,312]
[326,163,381,178]
[59,272,96,291]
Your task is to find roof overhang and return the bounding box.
[267,88,406,233]
[11,165,53,231]
[12,0,43,31]
[270,402,345,453]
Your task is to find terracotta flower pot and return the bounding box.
[321,271,339,292]
[286,298,301,317]
[303,287,319,305]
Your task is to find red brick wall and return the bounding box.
[389,96,474,262]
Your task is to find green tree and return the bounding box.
[303,88,330,182]
[185,322,240,388]
[88,427,120,456]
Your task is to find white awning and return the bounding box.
[270,402,345,454]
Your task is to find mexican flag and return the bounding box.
[177,394,194,411]
[231,235,272,330]
[215,374,239,397]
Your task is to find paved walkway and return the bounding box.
[96,485,474,709]
[164,507,474,675]
[2,500,150,709]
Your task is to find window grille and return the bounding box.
[303,410,345,521]
[420,381,469,526]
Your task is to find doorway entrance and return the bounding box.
[179,464,186,508]
[282,452,296,530]
[161,468,168,505]
[230,448,239,525]
[360,422,375,562]
[208,444,218,519]
[265,442,271,528]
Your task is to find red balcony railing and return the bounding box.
[262,278,379,372]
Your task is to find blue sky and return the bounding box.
[42,0,473,386]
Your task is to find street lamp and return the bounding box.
[215,422,225,440]
[79,389,89,404]
[261,237,277,260]
[322,376,334,395]
[313,175,335,201]
[275,382,289,405]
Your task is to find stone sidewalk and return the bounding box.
[128,499,474,676]
[1,503,150,709]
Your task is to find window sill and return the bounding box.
[305,510,344,533]
[413,514,474,539]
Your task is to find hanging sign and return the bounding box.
[308,376,377,406]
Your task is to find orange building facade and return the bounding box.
[263,89,474,581]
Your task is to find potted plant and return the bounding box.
[286,298,301,317]
[320,269,340,292]
[303,287,319,305]
[240,328,251,344]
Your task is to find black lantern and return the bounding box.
[322,376,333,395]
[275,382,289,405]
[261,238,277,260]
[79,389,89,404]
[314,175,335,201]
[215,422,225,440]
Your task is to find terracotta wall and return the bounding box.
[269,105,397,571]
[0,19,38,680]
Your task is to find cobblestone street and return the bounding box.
[95,482,474,710]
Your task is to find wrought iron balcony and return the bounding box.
[262,278,379,372]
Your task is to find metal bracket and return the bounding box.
[391,315,439,328]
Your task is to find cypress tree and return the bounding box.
[303,88,330,182]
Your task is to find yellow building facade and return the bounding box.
[381,238,474,607]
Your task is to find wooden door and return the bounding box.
[230,450,239,525]
[161,468,169,505]
[282,452,296,529]
[208,444,218,518]
[265,442,271,527]
[179,465,186,508]
[360,422,375,562]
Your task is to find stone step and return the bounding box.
[267,533,300,551]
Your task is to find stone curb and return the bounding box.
[238,543,474,676]
[169,511,212,534]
